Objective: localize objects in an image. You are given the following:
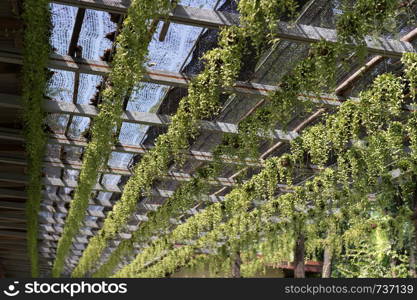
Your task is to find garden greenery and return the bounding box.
[41,0,417,278]
[113,55,417,277]
[21,0,51,278]
[71,0,300,277]
[104,2,416,277]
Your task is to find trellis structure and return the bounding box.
[2,0,417,278]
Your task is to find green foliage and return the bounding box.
[336,0,398,44]
[59,0,416,278]
[21,0,51,278]
[52,0,175,277]
[73,0,301,278]
[402,52,417,98]
[114,60,417,277]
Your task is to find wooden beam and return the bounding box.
[0,172,173,198]
[0,18,22,31]
[293,234,305,278]
[0,212,26,223]
[0,239,26,246]
[0,201,24,211]
[0,158,237,188]
[0,252,30,259]
[0,222,26,231]
[0,188,26,199]
[0,49,359,106]
[0,157,293,193]
[49,2,415,58]
[52,0,130,14]
[0,172,26,185]
[159,21,171,42]
[46,101,297,140]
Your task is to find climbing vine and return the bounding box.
[71,0,301,277]
[54,0,416,278]
[112,56,417,277]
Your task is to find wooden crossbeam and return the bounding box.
[50,2,416,58]
[0,212,26,223]
[44,101,297,141]
[0,126,259,165]
[0,155,298,192]
[0,171,174,197]
[52,0,130,14]
[0,222,26,231]
[0,93,298,141]
[0,171,173,198]
[68,8,86,57]
[0,49,354,105]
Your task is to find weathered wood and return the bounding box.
[0,50,353,106]
[0,156,236,188]
[44,100,297,140]
[0,200,24,211]
[231,251,242,278]
[0,172,26,184]
[0,171,174,197]
[0,126,259,166]
[0,214,26,223]
[50,2,415,58]
[0,188,26,199]
[52,0,130,14]
[68,9,86,57]
[0,229,26,239]
[159,21,171,42]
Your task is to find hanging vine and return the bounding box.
[71,0,301,278]
[52,0,175,277]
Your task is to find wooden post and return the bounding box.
[293,234,305,278]
[231,251,242,278]
[322,247,333,278]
